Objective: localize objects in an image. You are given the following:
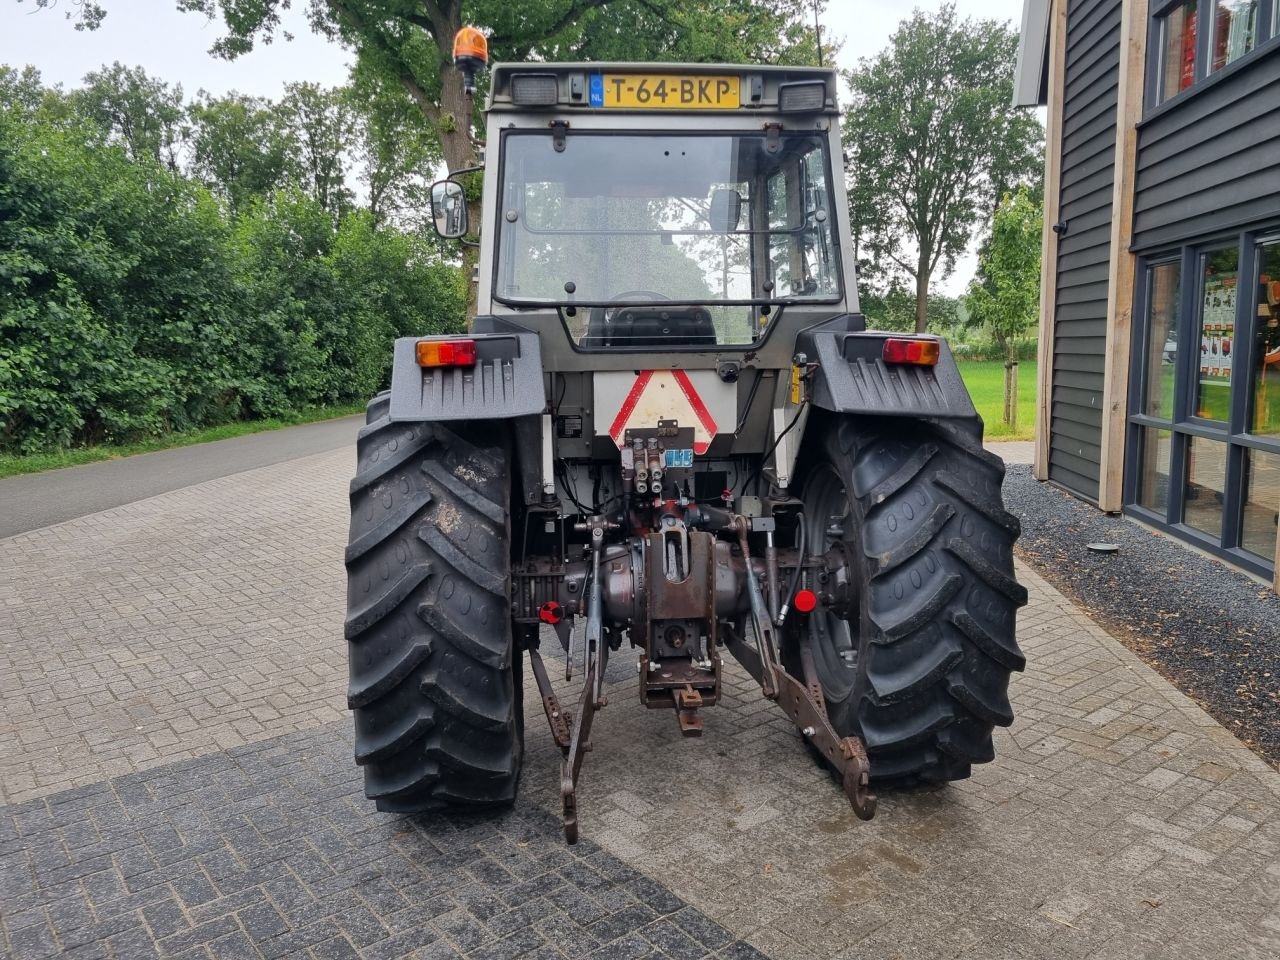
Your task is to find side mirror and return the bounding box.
[708,188,742,234]
[430,179,469,239]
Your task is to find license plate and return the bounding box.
[590,74,740,109]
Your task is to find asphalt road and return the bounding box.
[0,414,362,538]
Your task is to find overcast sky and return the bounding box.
[0,0,1030,293]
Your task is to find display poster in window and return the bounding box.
[1181,7,1197,91]
[1201,271,1236,380]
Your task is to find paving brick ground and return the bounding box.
[1,723,763,960]
[3,445,1279,959]
[0,451,351,803]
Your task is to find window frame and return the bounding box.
[489,128,845,321]
[1125,230,1280,580]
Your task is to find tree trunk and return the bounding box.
[914,248,930,334]
[1003,342,1019,431]
[434,17,482,323]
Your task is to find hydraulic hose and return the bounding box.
[775,511,806,627]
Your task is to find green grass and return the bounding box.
[956,359,1038,441]
[0,404,366,480]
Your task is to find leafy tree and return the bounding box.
[570,0,832,65]
[16,0,106,29]
[860,284,959,335]
[188,91,298,214]
[347,66,442,229]
[280,82,357,216]
[963,187,1042,428]
[70,63,188,170]
[844,3,1042,333]
[0,65,56,114]
[0,102,241,447]
[1,70,467,453]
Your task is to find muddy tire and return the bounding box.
[788,415,1027,785]
[344,393,522,812]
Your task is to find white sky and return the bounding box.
[0,0,1030,294]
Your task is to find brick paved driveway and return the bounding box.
[2,447,1278,959]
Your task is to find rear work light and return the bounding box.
[416,339,477,367]
[882,338,940,366]
[510,73,559,105]
[778,80,826,112]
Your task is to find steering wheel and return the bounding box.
[608,290,671,304]
[587,290,672,340]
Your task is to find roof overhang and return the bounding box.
[1014,0,1052,107]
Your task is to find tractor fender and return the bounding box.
[797,324,977,420]
[387,332,546,422]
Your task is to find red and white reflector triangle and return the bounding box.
[607,370,718,454]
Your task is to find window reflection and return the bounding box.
[1138,428,1174,515]
[1195,248,1240,421]
[1210,1,1258,74]
[1143,262,1181,420]
[1240,449,1280,559]
[1183,437,1228,540]
[1159,2,1199,102]
[1252,240,1280,437]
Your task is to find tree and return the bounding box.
[280,82,357,216]
[187,91,298,214]
[963,187,1042,429]
[345,65,442,229]
[844,3,1042,333]
[70,63,188,170]
[0,65,55,114]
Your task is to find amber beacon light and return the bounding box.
[453,27,489,95]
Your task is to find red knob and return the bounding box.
[539,601,562,625]
[794,589,818,613]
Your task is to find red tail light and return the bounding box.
[882,338,940,366]
[416,339,477,367]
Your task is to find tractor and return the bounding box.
[344,51,1027,843]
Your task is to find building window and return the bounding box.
[1194,247,1240,420]
[1127,234,1280,580]
[1142,261,1182,419]
[1151,0,1280,107]
[1183,436,1229,537]
[1252,239,1280,436]
[1211,2,1260,71]
[1137,427,1174,513]
[1240,449,1280,559]
[1158,2,1199,102]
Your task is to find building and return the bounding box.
[1016,0,1280,591]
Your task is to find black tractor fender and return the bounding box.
[795,317,977,420]
[386,332,546,422]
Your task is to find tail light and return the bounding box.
[882,338,940,366]
[416,339,477,367]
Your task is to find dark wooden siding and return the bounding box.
[1132,45,1280,251]
[1050,0,1122,502]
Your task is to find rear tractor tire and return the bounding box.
[343,393,523,812]
[788,415,1028,785]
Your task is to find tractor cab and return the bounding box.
[435,63,855,362]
